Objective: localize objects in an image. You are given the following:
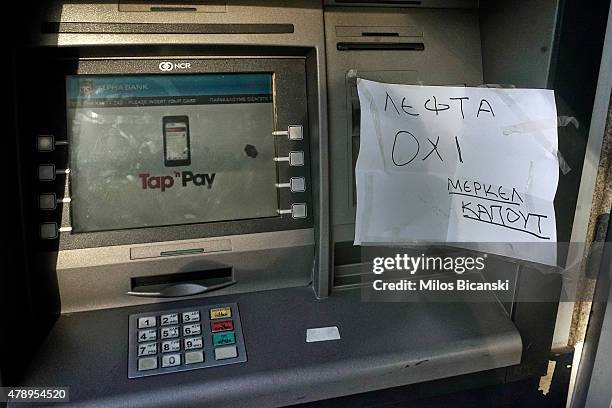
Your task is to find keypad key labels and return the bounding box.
[161,339,181,353]
[183,323,201,336]
[138,342,157,357]
[182,311,200,323]
[138,329,157,342]
[160,313,179,326]
[161,326,179,339]
[162,354,181,368]
[138,316,156,328]
[184,337,203,350]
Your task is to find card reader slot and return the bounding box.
[149,6,198,12]
[337,42,425,51]
[361,32,400,37]
[128,268,235,298]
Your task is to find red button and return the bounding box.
[211,320,234,332]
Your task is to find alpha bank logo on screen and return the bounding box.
[77,79,149,96]
[158,61,192,72]
[79,80,94,97]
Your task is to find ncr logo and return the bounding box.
[158,61,192,72]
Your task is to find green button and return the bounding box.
[212,332,236,346]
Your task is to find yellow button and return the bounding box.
[210,307,232,319]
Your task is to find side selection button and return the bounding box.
[39,193,57,210]
[290,177,306,193]
[39,223,58,240]
[289,151,304,166]
[288,125,303,140]
[37,135,55,152]
[38,164,56,181]
[291,203,307,219]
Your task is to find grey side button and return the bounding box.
[39,193,57,210]
[290,177,306,192]
[291,203,307,219]
[138,357,158,371]
[289,151,304,166]
[38,164,56,181]
[214,346,238,360]
[37,135,55,152]
[185,350,204,365]
[40,223,58,239]
[288,125,303,140]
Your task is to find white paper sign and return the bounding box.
[355,79,559,265]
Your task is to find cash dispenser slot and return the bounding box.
[128,268,235,298]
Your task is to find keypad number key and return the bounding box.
[161,339,181,353]
[182,311,200,323]
[160,313,179,326]
[161,326,179,339]
[138,342,157,357]
[184,337,203,350]
[162,354,181,368]
[138,316,156,329]
[138,329,157,342]
[183,323,201,336]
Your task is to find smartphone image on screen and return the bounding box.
[163,116,191,167]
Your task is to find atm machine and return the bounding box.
[2,0,608,407]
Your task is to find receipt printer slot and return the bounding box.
[130,239,232,260]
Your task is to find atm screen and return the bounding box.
[65,74,278,232]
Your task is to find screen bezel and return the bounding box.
[46,58,312,250]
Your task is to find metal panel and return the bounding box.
[479,0,559,88]
[324,7,483,245]
[16,286,522,407]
